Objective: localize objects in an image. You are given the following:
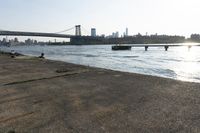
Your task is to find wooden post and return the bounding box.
[188,45,192,51]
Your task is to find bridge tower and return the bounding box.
[75,25,81,36]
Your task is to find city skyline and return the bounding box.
[0,0,200,39]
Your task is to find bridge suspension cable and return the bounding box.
[54,26,75,34]
[81,26,90,35]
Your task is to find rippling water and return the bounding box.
[1,44,200,83]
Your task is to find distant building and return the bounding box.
[25,38,33,45]
[106,31,120,38]
[126,28,128,36]
[14,37,19,43]
[34,40,38,44]
[2,38,7,43]
[112,32,115,37]
[101,34,105,37]
[111,32,119,38]
[115,32,119,38]
[91,28,96,37]
[123,32,126,37]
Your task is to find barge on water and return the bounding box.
[112,45,132,50]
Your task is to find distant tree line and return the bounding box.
[189,34,200,42]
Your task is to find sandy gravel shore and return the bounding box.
[0,53,200,133]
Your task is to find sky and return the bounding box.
[0,0,200,41]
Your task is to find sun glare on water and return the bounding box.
[175,45,200,82]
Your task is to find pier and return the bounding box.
[112,44,200,51]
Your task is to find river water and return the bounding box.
[1,44,200,83]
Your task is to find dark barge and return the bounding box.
[112,45,132,50]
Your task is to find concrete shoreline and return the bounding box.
[0,53,200,133]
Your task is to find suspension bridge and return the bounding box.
[0,25,101,44]
[0,25,86,38]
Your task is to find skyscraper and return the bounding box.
[91,28,96,37]
[126,28,128,36]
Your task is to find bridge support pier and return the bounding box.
[188,45,192,51]
[145,46,149,51]
[164,46,169,51]
[75,25,81,36]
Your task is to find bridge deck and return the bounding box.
[0,30,74,38]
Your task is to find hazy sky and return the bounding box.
[0,0,200,38]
